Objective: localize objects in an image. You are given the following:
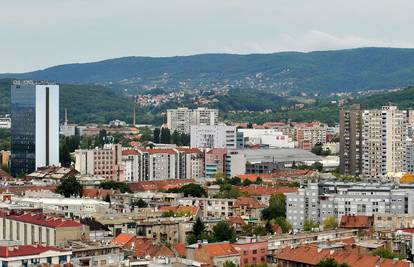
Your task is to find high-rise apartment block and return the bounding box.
[190,125,244,149]
[166,107,218,134]
[11,81,59,176]
[74,144,124,181]
[340,105,408,178]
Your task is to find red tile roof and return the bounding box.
[174,243,187,257]
[112,233,135,246]
[146,149,177,155]
[128,179,195,192]
[1,213,82,228]
[82,188,119,199]
[0,185,57,196]
[340,215,374,229]
[0,245,68,258]
[200,242,239,257]
[276,244,410,267]
[227,216,247,227]
[175,147,203,154]
[122,150,140,156]
[234,197,265,209]
[239,185,298,196]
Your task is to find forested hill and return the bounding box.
[2,47,414,93]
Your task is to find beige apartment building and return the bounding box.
[167,107,218,134]
[340,105,409,178]
[0,213,88,247]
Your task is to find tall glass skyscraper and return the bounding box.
[11,80,59,176]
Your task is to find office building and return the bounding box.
[11,81,59,176]
[238,129,294,148]
[166,107,218,134]
[190,125,243,149]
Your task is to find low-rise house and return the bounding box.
[232,197,265,220]
[128,179,195,192]
[187,242,241,267]
[80,217,112,241]
[0,212,89,246]
[27,166,79,181]
[0,245,71,267]
[70,241,125,267]
[233,237,268,267]
[374,213,414,230]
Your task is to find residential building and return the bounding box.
[339,104,363,176]
[11,80,59,176]
[275,244,411,267]
[0,245,71,267]
[205,148,227,178]
[374,213,414,230]
[295,123,327,150]
[238,129,294,148]
[286,182,414,230]
[190,125,242,149]
[0,213,88,246]
[225,151,246,178]
[186,242,241,267]
[232,197,265,220]
[361,106,407,178]
[167,107,218,134]
[177,198,236,219]
[75,144,124,181]
[70,241,124,267]
[340,105,409,178]
[233,237,268,267]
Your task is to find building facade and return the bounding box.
[167,107,218,134]
[75,144,124,181]
[190,125,243,149]
[11,81,59,176]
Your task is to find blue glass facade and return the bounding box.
[11,84,36,176]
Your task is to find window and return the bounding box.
[252,249,257,255]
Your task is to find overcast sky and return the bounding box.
[1,0,414,72]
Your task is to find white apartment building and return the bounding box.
[361,106,407,178]
[75,144,124,181]
[0,245,71,267]
[225,151,246,178]
[190,125,243,149]
[122,148,204,182]
[167,107,218,134]
[238,129,294,148]
[177,197,236,219]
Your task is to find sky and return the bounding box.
[1,0,414,72]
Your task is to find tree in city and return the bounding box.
[255,177,263,185]
[59,143,72,167]
[323,216,338,230]
[311,143,331,156]
[99,181,131,193]
[273,217,292,233]
[153,128,161,143]
[193,217,206,237]
[212,221,237,242]
[56,176,83,197]
[265,220,273,234]
[132,198,148,208]
[261,194,286,220]
[303,219,319,231]
[217,184,244,199]
[166,183,207,197]
[316,258,350,267]
[104,194,111,203]
[373,249,403,259]
[160,128,171,144]
[223,261,237,267]
[242,179,252,186]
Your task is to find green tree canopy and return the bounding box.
[212,221,237,242]
[262,194,286,220]
[323,216,338,230]
[316,258,350,267]
[56,176,83,197]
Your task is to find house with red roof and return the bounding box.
[0,212,88,247]
[275,244,411,267]
[233,237,268,267]
[187,242,241,267]
[0,245,71,266]
[233,197,265,220]
[112,235,174,259]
